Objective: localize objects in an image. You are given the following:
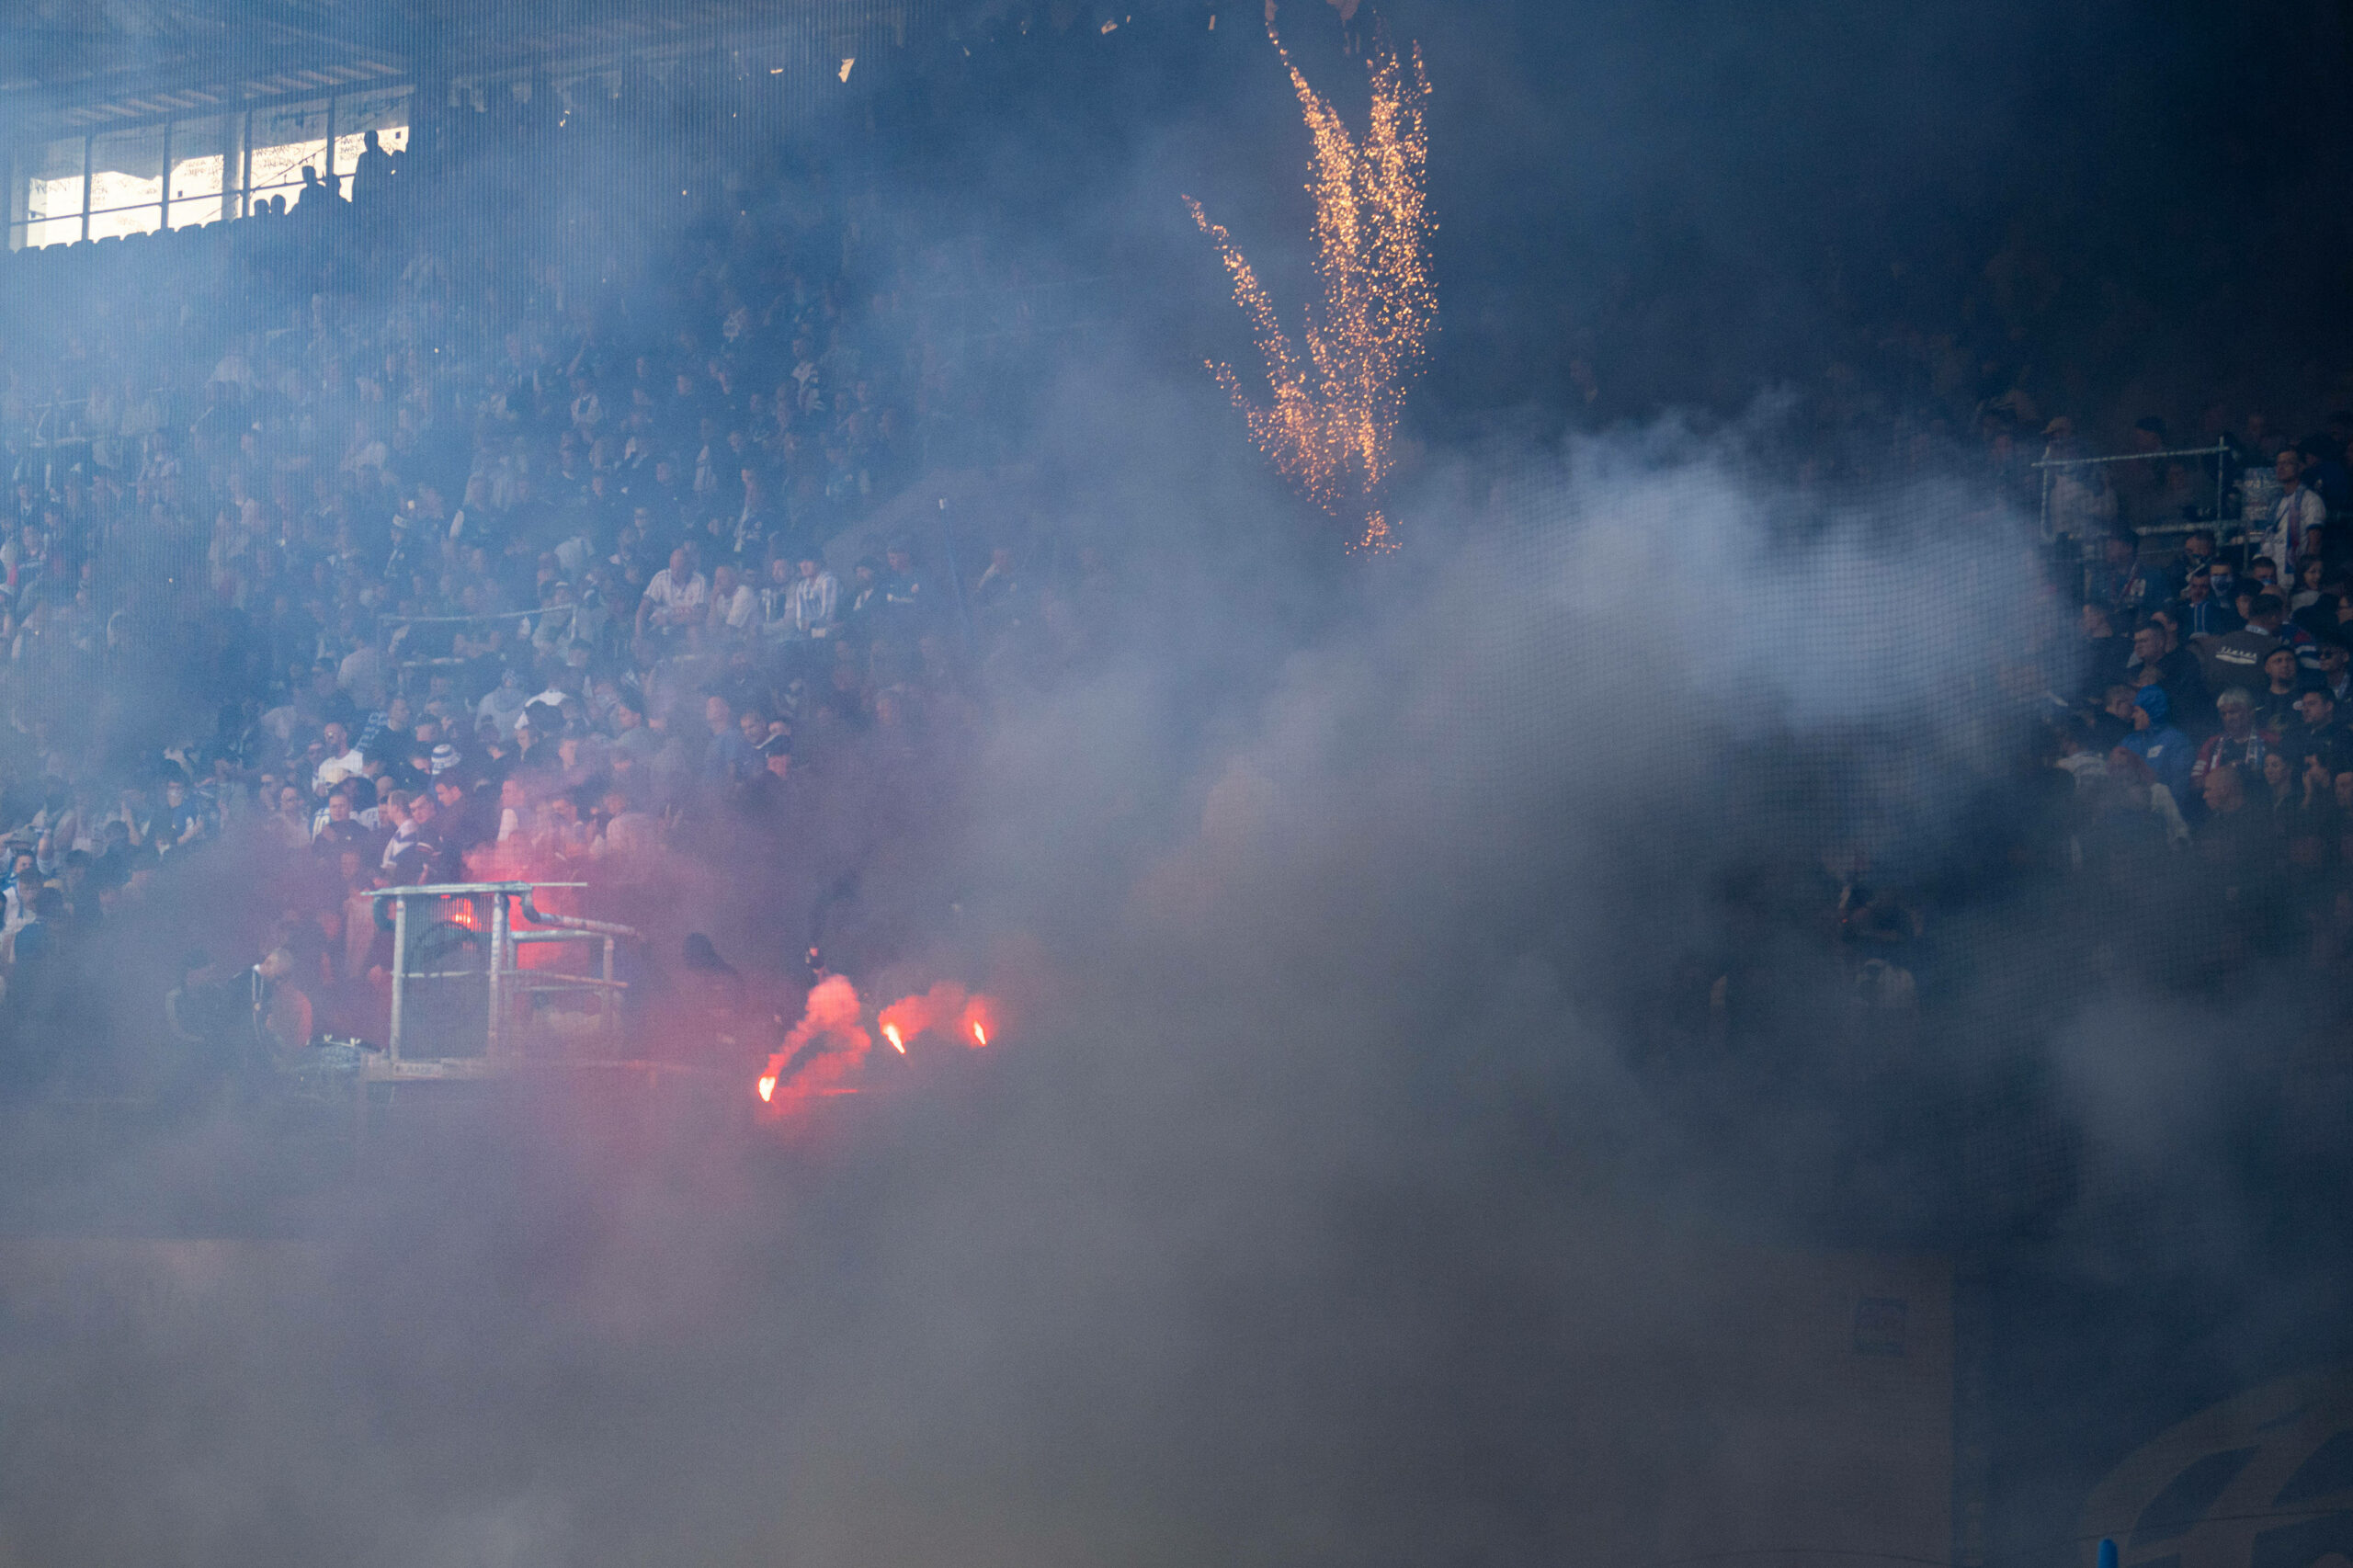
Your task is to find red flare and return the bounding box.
[878,983,1004,1050]
[878,982,965,1051]
[959,994,1000,1050]
[757,975,870,1119]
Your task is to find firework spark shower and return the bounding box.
[1185,8,1434,552]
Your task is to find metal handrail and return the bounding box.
[2034,439,2233,545]
[383,607,575,626]
[517,884,637,937]
[2030,440,2233,470]
[366,880,586,897]
[364,880,635,1070]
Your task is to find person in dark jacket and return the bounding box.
[2175,564,2242,640]
[2129,619,2211,735]
[2078,601,2133,701]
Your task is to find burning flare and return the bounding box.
[756,978,1006,1114]
[1185,8,1433,553]
[961,995,996,1048]
[756,974,871,1113]
[877,983,1003,1052]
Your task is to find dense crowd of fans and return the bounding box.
[0,120,1119,1094]
[2035,434,2353,932]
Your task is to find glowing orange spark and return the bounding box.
[756,1074,777,1103]
[972,1021,988,1047]
[882,1023,905,1054]
[1186,11,1431,552]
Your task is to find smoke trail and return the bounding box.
[759,971,871,1112]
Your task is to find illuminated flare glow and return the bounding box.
[757,975,870,1118]
[1185,13,1432,553]
[958,995,998,1050]
[758,980,1005,1125]
[877,983,1004,1053]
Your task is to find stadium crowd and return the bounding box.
[0,13,2349,1096]
[0,124,1112,1090]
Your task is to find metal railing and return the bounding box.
[363,879,635,1081]
[2033,440,2232,540]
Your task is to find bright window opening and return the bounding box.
[11,87,408,248]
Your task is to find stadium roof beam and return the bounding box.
[0,0,413,131]
[0,0,923,139]
[175,0,411,56]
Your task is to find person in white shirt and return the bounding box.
[477,667,529,732]
[708,562,756,635]
[530,581,582,659]
[592,786,658,864]
[313,721,366,795]
[635,546,708,646]
[759,555,797,641]
[340,415,389,474]
[2042,417,2117,536]
[764,552,839,642]
[338,635,389,713]
[2268,449,2328,581]
[552,529,592,577]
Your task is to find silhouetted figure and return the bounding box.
[295,165,342,214]
[352,131,393,208]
